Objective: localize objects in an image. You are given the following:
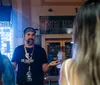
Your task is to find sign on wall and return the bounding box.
[39,16,74,34]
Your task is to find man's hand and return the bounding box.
[48,60,61,67]
[42,60,61,72]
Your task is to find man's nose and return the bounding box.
[29,35,33,38]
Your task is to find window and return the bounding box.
[0,21,13,60]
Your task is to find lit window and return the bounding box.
[0,21,13,60]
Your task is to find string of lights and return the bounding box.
[0,21,13,60]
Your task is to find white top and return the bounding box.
[59,59,81,85]
[56,51,66,68]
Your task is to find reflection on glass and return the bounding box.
[47,43,60,76]
[65,42,72,58]
[47,43,60,60]
[0,21,13,60]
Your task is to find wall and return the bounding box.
[12,0,84,47]
[12,0,31,48]
[30,0,83,28]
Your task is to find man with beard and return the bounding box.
[12,27,59,85]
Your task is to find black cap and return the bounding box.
[24,27,36,35]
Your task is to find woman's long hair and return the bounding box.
[0,53,5,76]
[73,0,100,85]
[0,53,15,85]
[0,52,5,84]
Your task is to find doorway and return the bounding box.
[46,39,72,60]
[42,34,72,76]
[42,34,72,59]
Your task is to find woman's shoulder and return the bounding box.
[64,58,73,62]
[2,55,16,85]
[2,55,11,64]
[64,59,74,67]
[62,58,75,73]
[59,59,74,85]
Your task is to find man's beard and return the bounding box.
[27,38,34,46]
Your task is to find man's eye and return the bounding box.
[27,34,30,36]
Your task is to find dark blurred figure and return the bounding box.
[0,53,15,85]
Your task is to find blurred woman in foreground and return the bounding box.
[59,0,100,85]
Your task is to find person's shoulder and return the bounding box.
[2,55,9,61]
[15,44,24,50]
[64,58,73,63]
[2,55,11,64]
[35,44,44,50]
[34,44,40,47]
[63,59,73,68]
[16,44,24,48]
[35,44,41,48]
[2,54,14,71]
